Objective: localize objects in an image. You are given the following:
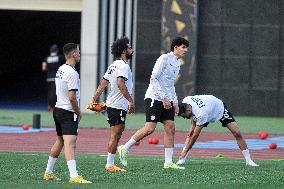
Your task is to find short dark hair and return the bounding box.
[50,44,59,53]
[178,103,188,116]
[111,37,130,58]
[63,43,78,57]
[171,37,189,51]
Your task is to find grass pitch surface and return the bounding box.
[0,152,283,189]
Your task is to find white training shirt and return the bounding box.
[55,64,80,112]
[182,95,224,126]
[103,59,133,111]
[144,52,179,103]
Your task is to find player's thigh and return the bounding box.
[144,122,157,129]
[110,124,125,138]
[163,120,175,133]
[55,135,64,145]
[226,121,240,134]
[63,135,77,146]
[163,119,175,127]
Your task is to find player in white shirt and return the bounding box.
[43,43,92,184]
[176,95,259,167]
[118,37,189,170]
[92,37,134,172]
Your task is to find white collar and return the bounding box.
[169,51,179,60]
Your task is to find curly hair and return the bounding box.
[178,103,188,116]
[111,37,130,58]
[170,37,189,51]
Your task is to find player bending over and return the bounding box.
[176,95,259,167]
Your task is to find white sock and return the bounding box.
[45,156,57,173]
[123,136,137,152]
[67,159,79,178]
[165,148,173,164]
[242,149,252,162]
[105,152,115,168]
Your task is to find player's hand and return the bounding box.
[76,112,82,123]
[173,103,179,114]
[163,98,171,109]
[92,97,97,103]
[78,114,82,123]
[128,101,135,114]
[86,101,106,112]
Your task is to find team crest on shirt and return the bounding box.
[151,115,155,120]
[121,117,125,121]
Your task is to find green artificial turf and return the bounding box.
[0,152,283,189]
[0,109,284,134]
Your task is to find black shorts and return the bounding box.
[53,107,78,136]
[199,122,209,127]
[145,98,175,123]
[219,104,235,127]
[106,107,127,126]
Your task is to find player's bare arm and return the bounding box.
[186,123,202,150]
[162,98,172,109]
[92,79,109,102]
[42,61,47,71]
[179,122,203,159]
[117,77,135,113]
[69,90,81,120]
[187,121,196,139]
[179,121,195,159]
[173,103,179,114]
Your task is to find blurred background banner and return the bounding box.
[161,0,198,99]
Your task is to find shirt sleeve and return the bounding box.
[103,65,113,81]
[196,114,208,126]
[117,64,129,80]
[103,71,110,81]
[150,55,168,99]
[66,71,79,91]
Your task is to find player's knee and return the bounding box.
[116,133,122,141]
[57,141,64,147]
[188,129,194,137]
[110,135,119,142]
[64,142,76,150]
[146,127,155,135]
[164,124,175,133]
[192,133,200,139]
